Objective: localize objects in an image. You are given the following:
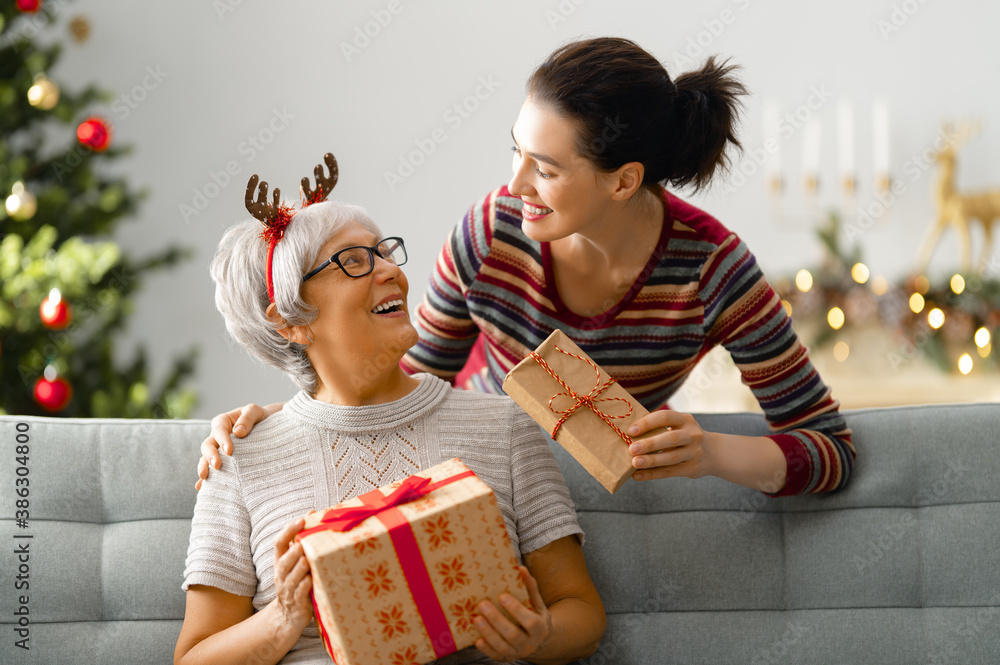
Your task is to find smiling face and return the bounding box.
[508,97,619,243]
[299,221,418,390]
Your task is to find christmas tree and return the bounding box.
[0,1,197,417]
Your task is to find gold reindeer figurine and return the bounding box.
[917,121,1000,274]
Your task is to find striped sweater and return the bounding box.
[401,185,855,497]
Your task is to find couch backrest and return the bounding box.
[0,417,207,665]
[555,403,1000,665]
[2,404,999,664]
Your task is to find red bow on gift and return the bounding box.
[320,476,432,532]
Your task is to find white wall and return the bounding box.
[37,0,1000,418]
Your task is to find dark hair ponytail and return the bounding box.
[669,57,747,191]
[526,37,747,192]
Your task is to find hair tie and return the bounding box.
[245,153,340,304]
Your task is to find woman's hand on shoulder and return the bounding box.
[626,409,717,481]
[195,402,285,490]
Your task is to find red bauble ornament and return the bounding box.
[17,0,42,12]
[34,376,73,412]
[77,117,112,151]
[40,289,72,329]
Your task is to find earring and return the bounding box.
[306,335,314,345]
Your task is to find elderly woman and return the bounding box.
[174,162,605,665]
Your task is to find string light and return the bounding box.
[851,263,870,284]
[975,327,990,348]
[795,269,813,292]
[950,274,965,294]
[781,299,793,316]
[909,293,925,314]
[958,353,973,375]
[833,341,850,361]
[914,275,930,294]
[827,307,845,330]
[871,276,888,296]
[927,308,945,329]
[978,343,992,359]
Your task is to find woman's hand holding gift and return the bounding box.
[626,410,715,481]
[627,409,789,493]
[271,518,314,635]
[474,566,553,663]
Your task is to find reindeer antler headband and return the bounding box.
[245,152,339,304]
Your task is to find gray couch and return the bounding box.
[2,403,999,664]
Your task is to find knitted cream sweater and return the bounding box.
[183,373,581,664]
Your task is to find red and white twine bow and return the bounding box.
[529,345,634,444]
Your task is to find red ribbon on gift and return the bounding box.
[297,468,476,661]
[529,344,634,444]
[317,475,432,532]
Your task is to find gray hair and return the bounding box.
[210,200,382,394]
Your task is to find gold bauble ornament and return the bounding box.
[69,15,91,43]
[5,182,37,221]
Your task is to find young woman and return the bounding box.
[199,37,854,499]
[176,176,604,665]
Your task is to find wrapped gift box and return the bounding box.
[503,329,664,493]
[295,458,528,665]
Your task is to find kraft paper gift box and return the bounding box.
[503,329,664,493]
[295,458,529,665]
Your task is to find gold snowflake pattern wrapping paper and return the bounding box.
[295,458,528,665]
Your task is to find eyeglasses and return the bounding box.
[302,236,407,281]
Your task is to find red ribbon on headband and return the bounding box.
[529,344,634,444]
[258,204,295,304]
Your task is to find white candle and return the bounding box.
[873,99,890,175]
[803,117,822,176]
[763,101,782,175]
[838,101,854,178]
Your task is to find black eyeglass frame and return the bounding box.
[302,236,407,282]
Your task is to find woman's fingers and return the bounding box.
[200,436,222,467]
[291,569,314,611]
[628,427,680,457]
[521,566,546,614]
[474,603,519,661]
[232,404,265,439]
[280,547,310,587]
[632,445,693,469]
[209,408,243,455]
[628,409,684,437]
[627,411,706,474]
[274,518,305,561]
[197,404,271,489]
[273,538,314,627]
[474,567,551,661]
